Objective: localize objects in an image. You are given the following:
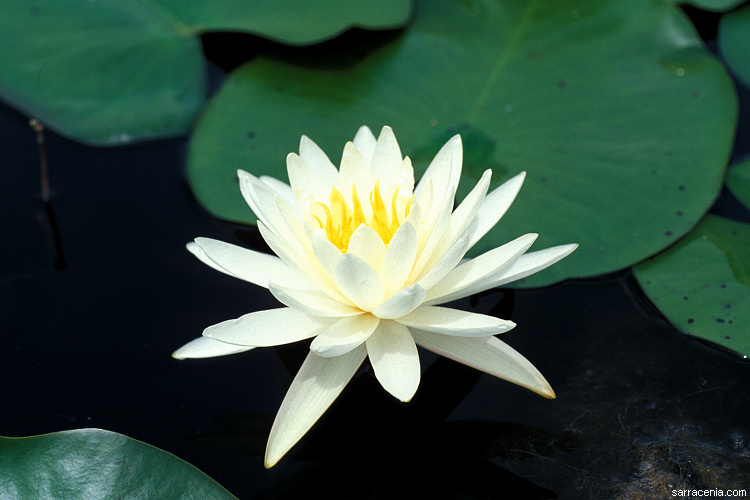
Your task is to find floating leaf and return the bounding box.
[0,428,236,499]
[0,0,412,145]
[633,215,750,357]
[187,0,736,286]
[727,157,750,209]
[719,4,750,89]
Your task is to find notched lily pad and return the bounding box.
[0,0,412,145]
[0,428,236,499]
[634,215,750,358]
[187,0,736,286]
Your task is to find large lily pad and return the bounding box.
[0,428,236,499]
[633,215,750,357]
[0,0,412,145]
[187,0,736,286]
[676,0,746,12]
[727,157,750,209]
[719,4,750,89]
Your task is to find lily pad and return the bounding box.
[633,215,750,357]
[719,4,750,89]
[187,0,736,286]
[0,0,412,145]
[727,157,750,209]
[0,429,236,499]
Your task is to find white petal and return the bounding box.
[299,135,338,187]
[309,314,380,357]
[411,330,554,398]
[269,283,361,317]
[380,221,418,295]
[489,243,579,287]
[265,346,367,468]
[310,228,344,281]
[259,175,298,216]
[414,135,462,203]
[366,321,420,402]
[352,126,377,164]
[186,241,234,277]
[204,308,329,347]
[467,171,526,248]
[287,153,331,206]
[448,169,491,247]
[398,306,515,336]
[414,229,471,291]
[346,224,386,271]
[172,337,255,360]
[424,233,538,305]
[334,253,385,312]
[193,238,303,289]
[372,284,426,320]
[370,126,402,178]
[238,170,303,249]
[338,142,375,218]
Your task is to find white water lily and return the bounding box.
[173,125,577,468]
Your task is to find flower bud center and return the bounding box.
[313,180,413,252]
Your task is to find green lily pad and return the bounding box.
[0,428,236,499]
[674,0,746,12]
[187,0,736,286]
[0,0,412,145]
[633,215,750,358]
[719,4,750,89]
[727,157,750,209]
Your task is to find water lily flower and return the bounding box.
[173,125,577,468]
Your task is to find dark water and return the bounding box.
[3,29,750,500]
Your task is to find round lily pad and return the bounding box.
[633,215,750,358]
[0,428,236,499]
[187,0,736,286]
[0,0,412,145]
[719,4,750,89]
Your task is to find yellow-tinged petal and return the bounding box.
[334,253,385,312]
[309,314,380,357]
[398,306,515,336]
[204,308,329,347]
[265,347,367,468]
[366,320,420,402]
[371,284,426,320]
[269,283,362,317]
[411,330,555,399]
[369,126,403,179]
[172,337,255,360]
[352,126,377,163]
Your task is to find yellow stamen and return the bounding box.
[312,181,414,252]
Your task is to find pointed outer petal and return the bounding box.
[265,346,367,468]
[411,330,555,398]
[398,306,515,337]
[488,243,579,288]
[380,221,418,295]
[238,170,304,251]
[309,313,380,357]
[186,241,236,278]
[193,237,304,289]
[172,336,255,360]
[299,135,338,186]
[334,253,386,312]
[286,153,331,206]
[346,224,386,271]
[467,171,526,248]
[269,282,362,318]
[423,233,539,305]
[408,187,455,283]
[372,284,426,319]
[448,169,492,247]
[352,126,377,165]
[259,175,300,217]
[366,320,420,402]
[204,308,330,347]
[414,135,462,202]
[370,126,403,179]
[413,229,471,291]
[276,195,317,257]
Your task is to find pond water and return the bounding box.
[2,27,750,500]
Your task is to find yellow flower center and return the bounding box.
[313,180,413,252]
